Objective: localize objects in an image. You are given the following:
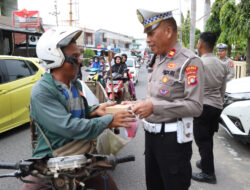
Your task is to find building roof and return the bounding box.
[0,16,42,36]
[96,28,132,38]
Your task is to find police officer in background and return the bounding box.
[216,43,235,81]
[133,9,205,190]
[192,32,227,184]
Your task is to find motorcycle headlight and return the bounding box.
[224,92,250,107]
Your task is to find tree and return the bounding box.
[230,0,250,75]
[0,0,6,16]
[181,11,200,50]
[205,0,250,76]
[182,11,191,48]
[83,48,95,66]
[218,0,236,56]
[205,0,224,37]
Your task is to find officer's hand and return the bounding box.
[90,102,117,117]
[132,101,153,119]
[107,111,136,128]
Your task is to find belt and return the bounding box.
[142,119,177,134]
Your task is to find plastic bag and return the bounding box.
[124,120,139,138]
[79,80,99,106]
[96,129,129,155]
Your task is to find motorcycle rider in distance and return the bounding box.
[122,53,128,64]
[99,56,106,72]
[105,54,131,100]
[91,55,101,69]
[122,53,137,100]
[21,26,135,190]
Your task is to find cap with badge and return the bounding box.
[137,9,174,33]
[216,43,228,51]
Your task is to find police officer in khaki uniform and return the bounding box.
[216,43,235,81]
[192,32,227,184]
[133,9,205,190]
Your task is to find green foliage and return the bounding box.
[195,28,201,49]
[181,10,200,49]
[205,0,224,37]
[229,0,250,41]
[0,0,6,16]
[182,10,191,48]
[83,48,95,66]
[206,0,250,73]
[218,0,236,44]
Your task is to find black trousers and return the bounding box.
[193,104,222,175]
[145,130,192,190]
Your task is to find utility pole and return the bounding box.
[190,0,196,52]
[69,0,72,26]
[179,0,182,43]
[49,0,60,26]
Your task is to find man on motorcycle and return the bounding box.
[21,27,135,190]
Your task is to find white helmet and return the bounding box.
[36,26,82,69]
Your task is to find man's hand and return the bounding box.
[90,102,117,117]
[121,101,134,105]
[108,110,136,128]
[132,101,153,119]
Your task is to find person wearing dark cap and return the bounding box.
[216,43,235,81]
[192,32,227,184]
[132,9,205,190]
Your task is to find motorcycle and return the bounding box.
[86,67,106,88]
[0,153,135,190]
[86,67,100,82]
[105,72,128,103]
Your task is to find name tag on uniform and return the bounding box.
[177,117,193,143]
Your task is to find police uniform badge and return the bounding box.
[136,9,174,33]
[162,76,168,83]
[137,10,144,24]
[159,89,169,96]
[167,63,177,69]
[167,48,176,58]
[187,75,198,86]
[185,65,198,86]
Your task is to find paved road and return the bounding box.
[0,64,250,190]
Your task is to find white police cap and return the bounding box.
[216,43,228,50]
[137,9,173,33]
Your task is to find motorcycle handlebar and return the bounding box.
[0,163,19,170]
[116,155,135,164]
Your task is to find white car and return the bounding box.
[126,57,139,84]
[220,77,250,143]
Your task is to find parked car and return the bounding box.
[126,57,139,84]
[219,77,250,143]
[0,56,45,133]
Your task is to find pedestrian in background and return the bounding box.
[132,9,204,190]
[192,32,228,184]
[216,43,235,81]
